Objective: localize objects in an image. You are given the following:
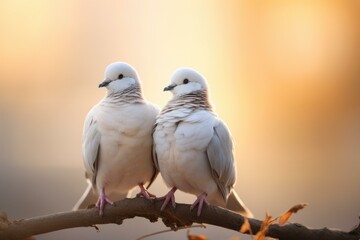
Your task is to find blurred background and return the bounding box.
[1,0,360,239]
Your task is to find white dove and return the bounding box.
[153,68,253,217]
[73,62,159,215]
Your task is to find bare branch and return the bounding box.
[0,198,358,240]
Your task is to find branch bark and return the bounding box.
[0,198,358,240]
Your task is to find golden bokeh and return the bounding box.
[0,0,359,239]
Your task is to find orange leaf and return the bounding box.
[254,213,273,240]
[187,230,207,240]
[278,211,292,226]
[279,203,307,225]
[254,232,266,240]
[240,217,252,234]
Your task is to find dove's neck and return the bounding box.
[161,90,212,114]
[103,85,144,105]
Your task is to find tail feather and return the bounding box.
[73,183,98,210]
[73,182,130,211]
[226,190,253,218]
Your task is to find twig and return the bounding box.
[135,224,206,240]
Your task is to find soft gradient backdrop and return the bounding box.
[0,0,359,239]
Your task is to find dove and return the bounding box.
[73,62,159,215]
[153,68,253,217]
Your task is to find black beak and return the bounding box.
[99,79,111,88]
[163,84,176,91]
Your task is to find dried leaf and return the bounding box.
[239,217,252,234]
[187,230,207,240]
[279,203,307,225]
[278,212,292,226]
[254,233,266,240]
[254,213,273,240]
[91,224,100,232]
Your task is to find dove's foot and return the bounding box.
[157,187,177,211]
[190,192,209,216]
[96,188,114,216]
[136,184,156,200]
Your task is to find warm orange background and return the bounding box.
[1,1,359,239]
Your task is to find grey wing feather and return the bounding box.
[82,112,101,185]
[73,180,98,210]
[206,121,236,200]
[146,147,159,189]
[147,123,159,189]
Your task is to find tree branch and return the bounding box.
[0,198,358,240]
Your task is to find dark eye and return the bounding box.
[118,74,124,79]
[183,78,189,84]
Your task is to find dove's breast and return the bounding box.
[155,110,220,198]
[95,102,158,194]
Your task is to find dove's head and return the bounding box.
[99,62,140,92]
[164,68,208,96]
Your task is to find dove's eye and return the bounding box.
[118,74,124,79]
[183,79,189,84]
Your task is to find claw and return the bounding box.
[95,188,113,216]
[157,187,177,211]
[136,184,156,200]
[190,192,209,216]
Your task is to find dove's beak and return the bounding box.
[163,84,176,91]
[99,79,111,88]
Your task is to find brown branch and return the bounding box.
[0,198,358,240]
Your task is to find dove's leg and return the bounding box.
[190,192,209,216]
[157,187,177,211]
[95,188,114,216]
[136,184,156,200]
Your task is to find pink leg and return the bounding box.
[190,192,209,217]
[136,184,156,200]
[157,187,177,211]
[95,188,114,216]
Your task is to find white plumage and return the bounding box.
[74,62,159,215]
[153,67,252,217]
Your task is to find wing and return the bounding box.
[146,123,160,189]
[146,103,161,189]
[151,123,160,171]
[82,110,101,185]
[206,120,236,200]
